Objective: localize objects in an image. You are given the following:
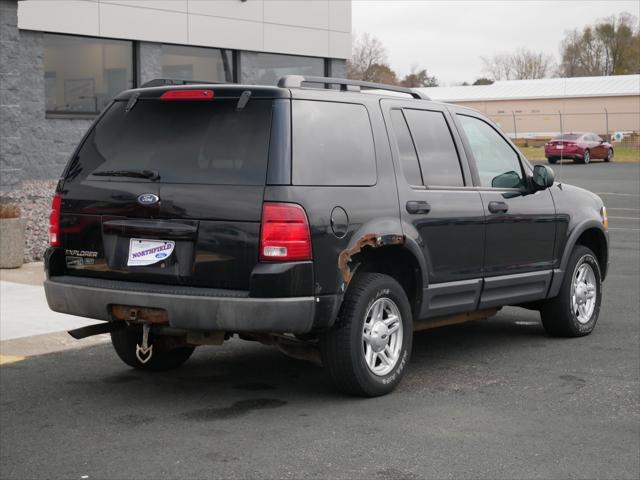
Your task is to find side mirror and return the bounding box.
[532,164,554,190]
[600,139,605,144]
[491,170,522,189]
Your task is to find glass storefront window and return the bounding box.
[161,45,233,83]
[253,53,324,85]
[44,34,133,116]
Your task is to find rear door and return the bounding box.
[451,108,557,308]
[59,88,281,290]
[381,100,485,318]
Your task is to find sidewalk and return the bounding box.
[0,263,106,363]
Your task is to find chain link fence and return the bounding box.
[488,111,640,147]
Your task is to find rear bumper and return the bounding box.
[44,275,317,334]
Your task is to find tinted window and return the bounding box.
[292,101,376,186]
[44,33,133,115]
[161,45,233,82]
[74,99,273,185]
[390,109,423,186]
[403,109,464,187]
[555,133,581,140]
[458,115,524,189]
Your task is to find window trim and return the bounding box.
[454,112,528,191]
[388,108,424,188]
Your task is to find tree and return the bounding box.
[558,12,639,76]
[366,63,398,85]
[482,49,554,80]
[472,77,494,85]
[347,33,394,82]
[400,66,439,87]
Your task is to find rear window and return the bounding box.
[75,98,273,185]
[292,100,376,186]
[554,133,581,140]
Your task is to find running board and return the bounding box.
[68,322,125,340]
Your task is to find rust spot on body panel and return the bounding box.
[338,233,404,284]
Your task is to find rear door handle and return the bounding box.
[406,201,431,215]
[488,201,509,214]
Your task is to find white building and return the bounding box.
[0,0,352,187]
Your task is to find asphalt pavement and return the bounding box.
[1,162,638,480]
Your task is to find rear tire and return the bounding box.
[580,149,591,164]
[320,273,413,397]
[540,246,602,337]
[111,324,195,370]
[548,157,557,164]
[605,148,613,162]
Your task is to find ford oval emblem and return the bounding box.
[137,193,159,206]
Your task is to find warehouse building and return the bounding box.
[420,75,640,140]
[0,0,352,189]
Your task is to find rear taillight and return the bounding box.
[160,89,214,101]
[49,193,62,246]
[259,203,312,262]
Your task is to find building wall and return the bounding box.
[18,0,352,60]
[0,0,351,189]
[451,95,640,137]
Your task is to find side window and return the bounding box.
[292,100,376,186]
[458,114,524,189]
[403,109,464,187]
[389,109,423,186]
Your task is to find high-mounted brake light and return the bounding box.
[160,89,214,101]
[260,203,312,262]
[49,193,62,246]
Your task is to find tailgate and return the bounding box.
[58,92,275,290]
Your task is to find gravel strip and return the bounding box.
[1,180,57,263]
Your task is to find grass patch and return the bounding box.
[519,146,639,163]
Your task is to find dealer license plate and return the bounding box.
[128,238,175,266]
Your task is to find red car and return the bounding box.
[545,132,614,164]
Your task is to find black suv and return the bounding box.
[44,76,609,396]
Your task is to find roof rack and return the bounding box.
[140,78,222,88]
[277,75,430,100]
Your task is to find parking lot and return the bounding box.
[1,162,638,480]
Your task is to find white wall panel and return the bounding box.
[18,0,351,59]
[329,0,351,32]
[99,1,188,13]
[99,3,188,44]
[18,0,100,36]
[264,23,328,58]
[329,31,350,58]
[187,0,263,22]
[264,1,328,30]
[188,14,262,51]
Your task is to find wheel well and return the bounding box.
[351,246,422,316]
[575,228,608,279]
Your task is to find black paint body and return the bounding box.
[44,83,609,334]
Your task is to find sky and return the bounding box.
[351,0,640,85]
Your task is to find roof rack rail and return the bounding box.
[140,78,223,88]
[277,75,430,100]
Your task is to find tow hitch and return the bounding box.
[135,323,153,364]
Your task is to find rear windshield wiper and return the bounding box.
[92,169,160,181]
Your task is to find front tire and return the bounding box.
[111,324,195,370]
[540,246,602,337]
[320,273,413,397]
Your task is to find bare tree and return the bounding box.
[483,49,554,81]
[481,53,514,81]
[347,33,389,81]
